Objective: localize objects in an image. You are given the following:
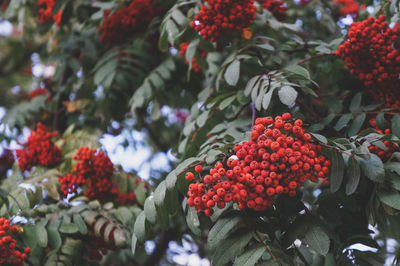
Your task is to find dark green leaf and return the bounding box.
[208,215,242,250]
[233,244,265,266]
[72,214,87,235]
[378,189,400,210]
[36,225,48,248]
[359,154,385,183]
[345,157,360,195]
[347,113,366,137]
[304,226,330,255]
[144,196,157,224]
[349,92,362,112]
[329,150,345,193]
[392,114,400,138]
[224,60,240,86]
[334,113,352,131]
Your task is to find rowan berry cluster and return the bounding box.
[111,187,136,204]
[185,114,331,216]
[0,218,31,265]
[190,0,256,42]
[332,0,359,18]
[16,122,61,172]
[368,118,399,161]
[258,0,288,21]
[38,0,62,25]
[59,147,114,200]
[179,43,208,73]
[98,0,157,47]
[29,88,49,100]
[336,15,400,106]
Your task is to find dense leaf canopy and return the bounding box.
[0,0,400,265]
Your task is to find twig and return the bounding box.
[178,160,207,175]
[251,103,256,127]
[319,142,353,157]
[255,231,281,266]
[294,53,334,65]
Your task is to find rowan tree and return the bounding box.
[0,0,399,265]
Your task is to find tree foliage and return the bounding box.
[0,0,400,265]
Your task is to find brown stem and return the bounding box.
[255,231,281,266]
[319,142,353,157]
[294,53,334,65]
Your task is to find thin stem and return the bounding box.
[251,102,256,127]
[255,231,281,266]
[295,53,334,65]
[319,142,353,157]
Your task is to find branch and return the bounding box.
[295,53,334,65]
[255,231,281,266]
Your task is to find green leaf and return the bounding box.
[59,223,79,234]
[144,196,157,224]
[392,114,400,138]
[347,113,366,136]
[154,181,167,206]
[196,111,209,128]
[284,65,310,80]
[36,225,48,248]
[136,182,146,206]
[304,226,330,255]
[47,227,62,249]
[376,112,388,130]
[208,215,242,250]
[329,150,344,193]
[133,211,147,242]
[165,170,177,190]
[244,75,261,96]
[73,214,88,235]
[349,92,362,112]
[310,133,327,144]
[219,95,236,110]
[233,244,266,266]
[377,189,400,210]
[359,154,385,183]
[224,60,240,86]
[131,233,137,256]
[155,204,169,229]
[278,86,297,106]
[186,207,201,236]
[345,157,361,195]
[334,113,352,131]
[212,229,253,266]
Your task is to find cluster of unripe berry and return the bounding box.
[185,114,331,216]
[16,122,61,172]
[190,0,257,42]
[258,0,287,21]
[98,0,157,46]
[336,15,400,106]
[368,117,399,162]
[332,0,360,18]
[0,218,31,265]
[37,0,62,25]
[178,42,208,72]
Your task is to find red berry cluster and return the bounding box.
[332,0,359,18]
[29,88,49,100]
[190,0,256,42]
[38,0,62,25]
[258,0,288,21]
[59,147,114,200]
[98,0,157,47]
[111,186,136,204]
[0,218,31,265]
[179,43,208,73]
[185,114,331,216]
[16,122,61,172]
[367,118,399,162]
[336,15,400,106]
